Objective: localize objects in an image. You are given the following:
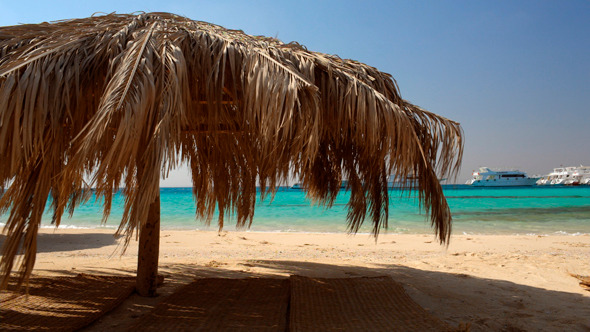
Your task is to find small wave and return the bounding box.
[552,231,587,236]
[38,224,117,230]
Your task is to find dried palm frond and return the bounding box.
[0,12,463,289]
[571,274,590,291]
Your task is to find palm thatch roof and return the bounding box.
[0,12,462,289]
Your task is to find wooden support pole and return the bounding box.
[136,192,161,297]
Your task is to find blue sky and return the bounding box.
[1,0,588,185]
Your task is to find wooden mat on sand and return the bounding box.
[0,274,135,331]
[131,276,452,332]
[128,278,290,331]
[290,276,452,331]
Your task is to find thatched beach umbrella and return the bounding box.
[0,12,462,296]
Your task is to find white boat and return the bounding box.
[572,166,590,186]
[553,167,577,185]
[535,175,550,185]
[466,167,539,187]
[537,166,586,186]
[580,167,590,185]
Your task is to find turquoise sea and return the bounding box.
[3,186,590,235]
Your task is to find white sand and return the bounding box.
[11,229,590,331]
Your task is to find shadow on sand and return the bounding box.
[73,260,590,332]
[0,232,119,253]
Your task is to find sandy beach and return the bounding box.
[4,228,590,331]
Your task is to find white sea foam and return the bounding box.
[553,231,587,236]
[38,224,117,230]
